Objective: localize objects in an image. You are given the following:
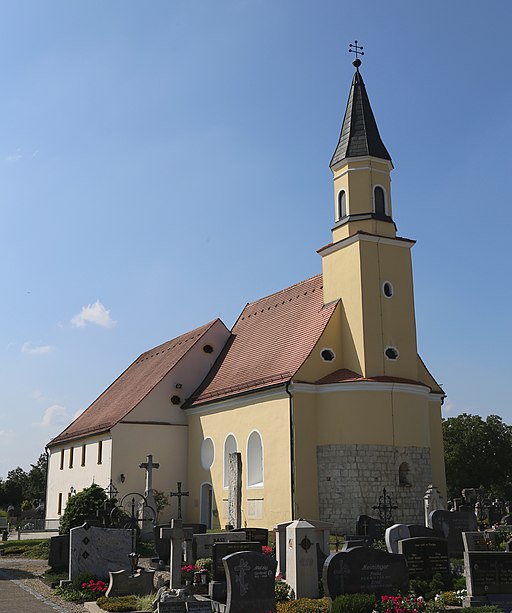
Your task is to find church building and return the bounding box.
[46,57,446,534]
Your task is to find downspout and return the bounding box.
[44,446,50,529]
[286,382,296,520]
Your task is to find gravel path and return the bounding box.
[0,557,84,613]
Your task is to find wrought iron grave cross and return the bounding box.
[372,487,398,528]
[170,481,189,520]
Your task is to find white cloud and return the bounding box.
[32,404,68,429]
[0,429,14,438]
[22,341,54,355]
[31,390,45,400]
[5,148,22,162]
[71,300,116,329]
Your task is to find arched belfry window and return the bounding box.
[374,186,386,217]
[337,190,347,220]
[247,431,263,487]
[223,434,237,488]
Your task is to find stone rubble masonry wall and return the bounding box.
[317,443,432,534]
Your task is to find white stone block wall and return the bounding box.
[316,444,432,534]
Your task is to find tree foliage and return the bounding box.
[0,453,47,509]
[443,413,512,499]
[59,483,108,534]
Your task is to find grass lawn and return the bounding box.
[0,538,50,558]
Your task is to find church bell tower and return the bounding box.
[319,52,420,382]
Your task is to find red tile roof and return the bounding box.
[48,320,220,446]
[187,275,338,406]
[313,368,431,389]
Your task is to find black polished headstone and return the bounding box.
[154,524,171,564]
[158,601,187,613]
[183,523,207,535]
[223,551,277,613]
[430,510,478,556]
[464,551,512,596]
[186,602,213,612]
[230,528,268,548]
[212,541,261,582]
[322,547,408,599]
[356,514,384,540]
[48,534,69,570]
[407,525,441,538]
[398,537,450,582]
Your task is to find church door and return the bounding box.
[200,483,213,529]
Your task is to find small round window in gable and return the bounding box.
[385,346,399,360]
[320,348,336,362]
[383,281,394,298]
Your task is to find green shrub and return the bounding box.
[451,575,467,590]
[53,584,83,602]
[275,579,291,602]
[276,597,330,612]
[332,592,376,613]
[59,484,108,534]
[96,595,138,611]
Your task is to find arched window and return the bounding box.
[374,186,386,217]
[337,190,347,220]
[201,438,215,470]
[223,434,237,487]
[247,431,263,487]
[399,462,411,486]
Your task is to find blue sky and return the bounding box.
[1,1,511,479]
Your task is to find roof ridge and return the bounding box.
[246,274,322,308]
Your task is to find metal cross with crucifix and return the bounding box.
[372,487,398,529]
[170,481,189,520]
[139,454,160,496]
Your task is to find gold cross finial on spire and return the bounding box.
[349,40,364,68]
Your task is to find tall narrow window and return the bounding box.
[57,493,63,515]
[399,462,411,486]
[247,431,263,487]
[68,447,74,469]
[81,444,86,467]
[97,440,103,465]
[224,434,238,488]
[60,449,64,470]
[337,190,347,219]
[374,186,386,217]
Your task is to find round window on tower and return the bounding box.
[320,348,336,362]
[384,346,399,361]
[382,281,394,298]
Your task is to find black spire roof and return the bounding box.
[330,67,391,167]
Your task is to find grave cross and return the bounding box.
[372,487,398,529]
[170,481,189,520]
[138,454,159,495]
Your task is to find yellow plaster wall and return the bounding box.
[186,394,292,529]
[111,422,188,520]
[428,399,447,497]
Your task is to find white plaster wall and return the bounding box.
[45,435,112,521]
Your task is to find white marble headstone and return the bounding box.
[69,523,132,580]
[385,523,411,554]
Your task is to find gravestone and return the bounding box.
[463,531,500,552]
[223,551,277,613]
[158,602,187,613]
[464,550,512,609]
[193,531,246,560]
[183,523,207,534]
[322,548,409,600]
[212,541,261,581]
[429,509,478,556]
[139,454,160,540]
[285,519,323,598]
[423,485,446,526]
[228,452,242,530]
[106,569,155,596]
[407,524,440,538]
[48,534,69,571]
[356,514,384,539]
[398,537,450,582]
[161,519,185,589]
[154,524,171,565]
[230,527,268,548]
[186,602,213,612]
[69,523,131,580]
[385,524,411,554]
